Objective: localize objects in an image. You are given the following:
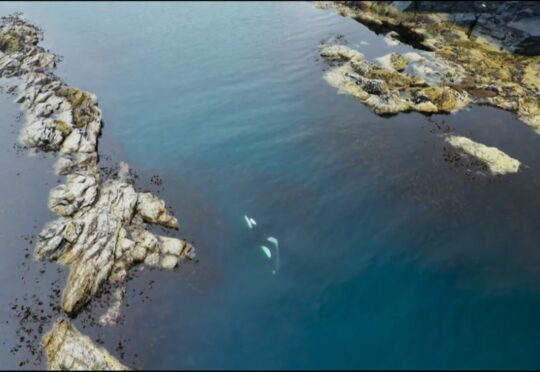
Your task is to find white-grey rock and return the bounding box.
[144,252,160,268]
[159,236,185,256]
[136,192,179,229]
[48,171,98,216]
[161,255,178,270]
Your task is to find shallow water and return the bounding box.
[2,1,540,369]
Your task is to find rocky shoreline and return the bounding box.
[1,14,195,369]
[316,1,539,176]
[317,1,540,130]
[390,1,540,57]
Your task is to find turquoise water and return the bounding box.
[2,2,540,369]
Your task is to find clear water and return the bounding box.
[2,1,540,369]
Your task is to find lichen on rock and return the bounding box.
[320,44,365,61]
[376,52,408,72]
[316,1,540,132]
[321,44,469,115]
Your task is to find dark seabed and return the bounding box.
[2,1,540,370]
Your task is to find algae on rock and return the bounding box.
[316,1,540,132]
[320,44,469,115]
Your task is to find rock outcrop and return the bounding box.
[445,135,522,175]
[35,172,195,314]
[42,319,128,370]
[389,1,540,56]
[316,1,540,134]
[0,14,195,369]
[321,44,470,115]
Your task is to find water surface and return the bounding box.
[1,2,540,369]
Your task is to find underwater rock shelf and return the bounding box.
[0,14,195,370]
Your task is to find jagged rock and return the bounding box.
[160,236,185,256]
[376,52,409,71]
[20,118,67,150]
[182,242,196,260]
[1,14,201,367]
[321,46,470,115]
[415,86,470,113]
[317,2,540,131]
[131,229,159,252]
[390,1,540,56]
[42,319,128,370]
[34,177,194,314]
[35,218,83,262]
[136,192,179,229]
[54,152,99,176]
[48,171,98,216]
[0,15,195,319]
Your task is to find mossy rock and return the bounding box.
[57,87,92,109]
[0,31,22,53]
[368,66,425,88]
[389,53,408,72]
[322,1,540,126]
[418,86,459,112]
[57,87,96,128]
[54,119,72,136]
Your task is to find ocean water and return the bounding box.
[2,1,540,370]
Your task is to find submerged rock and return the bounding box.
[42,319,128,370]
[48,171,98,217]
[99,287,125,326]
[320,44,364,61]
[137,192,179,229]
[445,135,522,175]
